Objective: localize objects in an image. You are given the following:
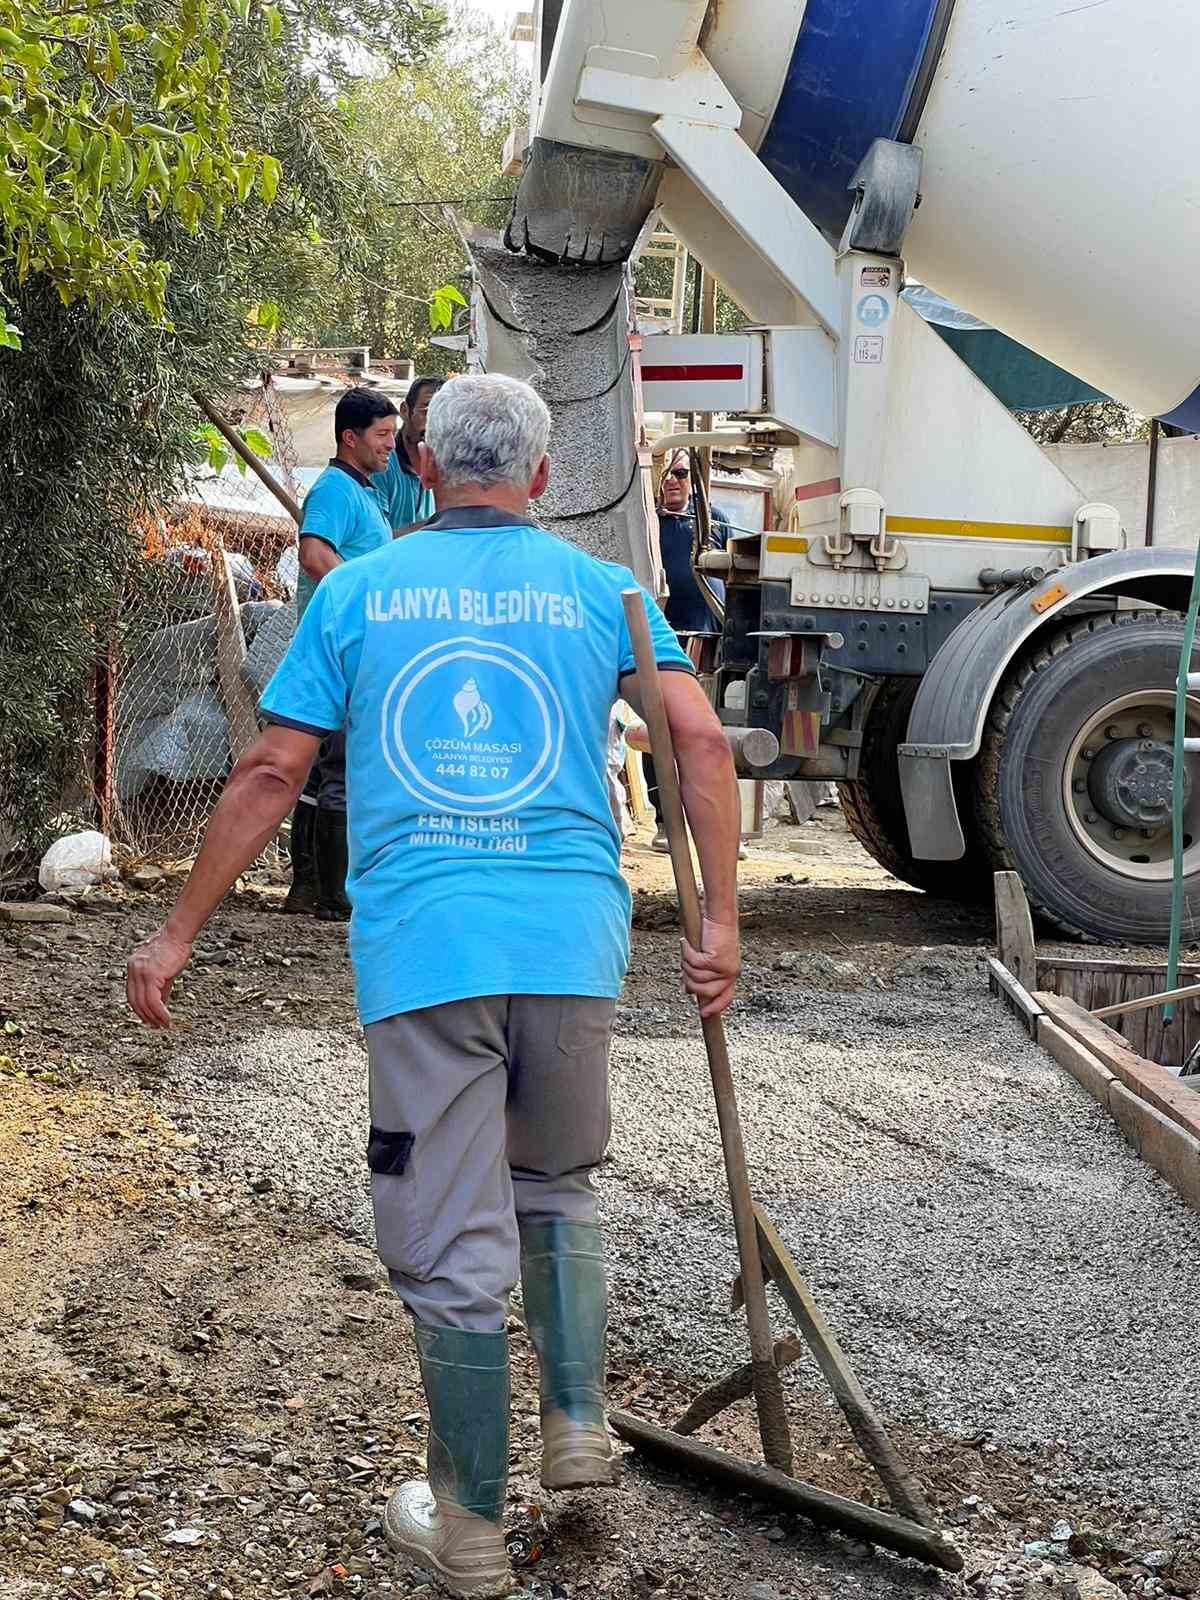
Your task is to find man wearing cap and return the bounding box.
[127,374,741,1599]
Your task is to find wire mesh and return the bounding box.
[96,375,301,862]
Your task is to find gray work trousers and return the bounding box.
[364,995,615,1331]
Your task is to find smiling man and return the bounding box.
[284,386,398,920]
[127,375,740,1599]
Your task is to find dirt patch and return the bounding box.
[1,813,1197,1600]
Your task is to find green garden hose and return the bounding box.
[1165,538,1200,1018]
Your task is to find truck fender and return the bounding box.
[896,548,1198,862]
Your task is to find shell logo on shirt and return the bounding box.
[380,636,565,815]
[453,677,493,738]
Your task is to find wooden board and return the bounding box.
[209,544,260,764]
[994,872,1036,992]
[987,956,1044,1035]
[1037,993,1200,1145]
[1035,957,1200,1070]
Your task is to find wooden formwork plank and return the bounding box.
[987,957,1044,1035]
[994,872,1036,993]
[1037,993,1200,1146]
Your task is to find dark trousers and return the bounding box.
[642,752,663,825]
[301,727,347,812]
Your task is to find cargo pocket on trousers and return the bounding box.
[365,1126,430,1279]
[555,996,615,1056]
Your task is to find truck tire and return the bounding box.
[975,610,1200,944]
[841,677,992,900]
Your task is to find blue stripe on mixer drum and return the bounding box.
[1159,382,1200,433]
[757,0,949,240]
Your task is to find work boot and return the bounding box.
[314,806,352,922]
[650,826,670,854]
[383,1325,513,1598]
[282,803,319,915]
[519,1219,620,1491]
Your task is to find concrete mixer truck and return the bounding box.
[473,0,1200,945]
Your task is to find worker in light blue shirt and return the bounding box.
[127,374,742,1600]
[285,386,397,920]
[372,375,443,533]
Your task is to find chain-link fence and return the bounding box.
[93,375,302,861]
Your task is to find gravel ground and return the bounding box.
[166,947,1200,1521]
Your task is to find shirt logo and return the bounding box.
[380,637,565,815]
[453,676,493,738]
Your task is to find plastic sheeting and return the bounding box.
[903,285,1105,412]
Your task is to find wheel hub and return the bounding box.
[1087,738,1186,829]
[1063,690,1200,883]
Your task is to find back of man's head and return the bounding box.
[425,374,551,489]
[334,386,398,446]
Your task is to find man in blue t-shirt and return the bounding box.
[285,386,397,921]
[127,375,741,1600]
[372,374,442,534]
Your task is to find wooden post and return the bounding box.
[194,393,303,527]
[93,640,115,837]
[210,542,261,764]
[995,870,1037,992]
[621,589,793,1477]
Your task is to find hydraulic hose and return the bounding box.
[1166,538,1200,1017]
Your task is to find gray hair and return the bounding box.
[424,374,551,489]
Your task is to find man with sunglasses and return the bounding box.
[645,453,732,850]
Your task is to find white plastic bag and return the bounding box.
[38,830,115,892]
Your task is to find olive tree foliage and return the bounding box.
[1017,401,1150,446]
[312,10,528,367]
[0,0,443,863]
[0,0,282,344]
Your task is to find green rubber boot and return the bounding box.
[383,1325,513,1598]
[314,806,352,922]
[519,1219,619,1491]
[282,803,319,915]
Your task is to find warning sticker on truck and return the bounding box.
[860,265,892,288]
[853,335,884,364]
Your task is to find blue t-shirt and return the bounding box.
[296,461,392,618]
[260,508,693,1023]
[372,449,434,532]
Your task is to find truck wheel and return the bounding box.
[976,610,1200,944]
[841,677,992,899]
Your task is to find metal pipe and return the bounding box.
[1146,418,1161,547]
[651,429,753,458]
[727,726,781,771]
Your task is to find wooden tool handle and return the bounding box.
[620,589,793,1475]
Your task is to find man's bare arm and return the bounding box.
[619,669,741,1016]
[298,536,343,582]
[126,725,321,1027]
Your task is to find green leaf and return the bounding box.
[258,153,280,204]
[264,4,283,39]
[242,426,273,457]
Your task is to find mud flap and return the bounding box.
[896,744,965,862]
